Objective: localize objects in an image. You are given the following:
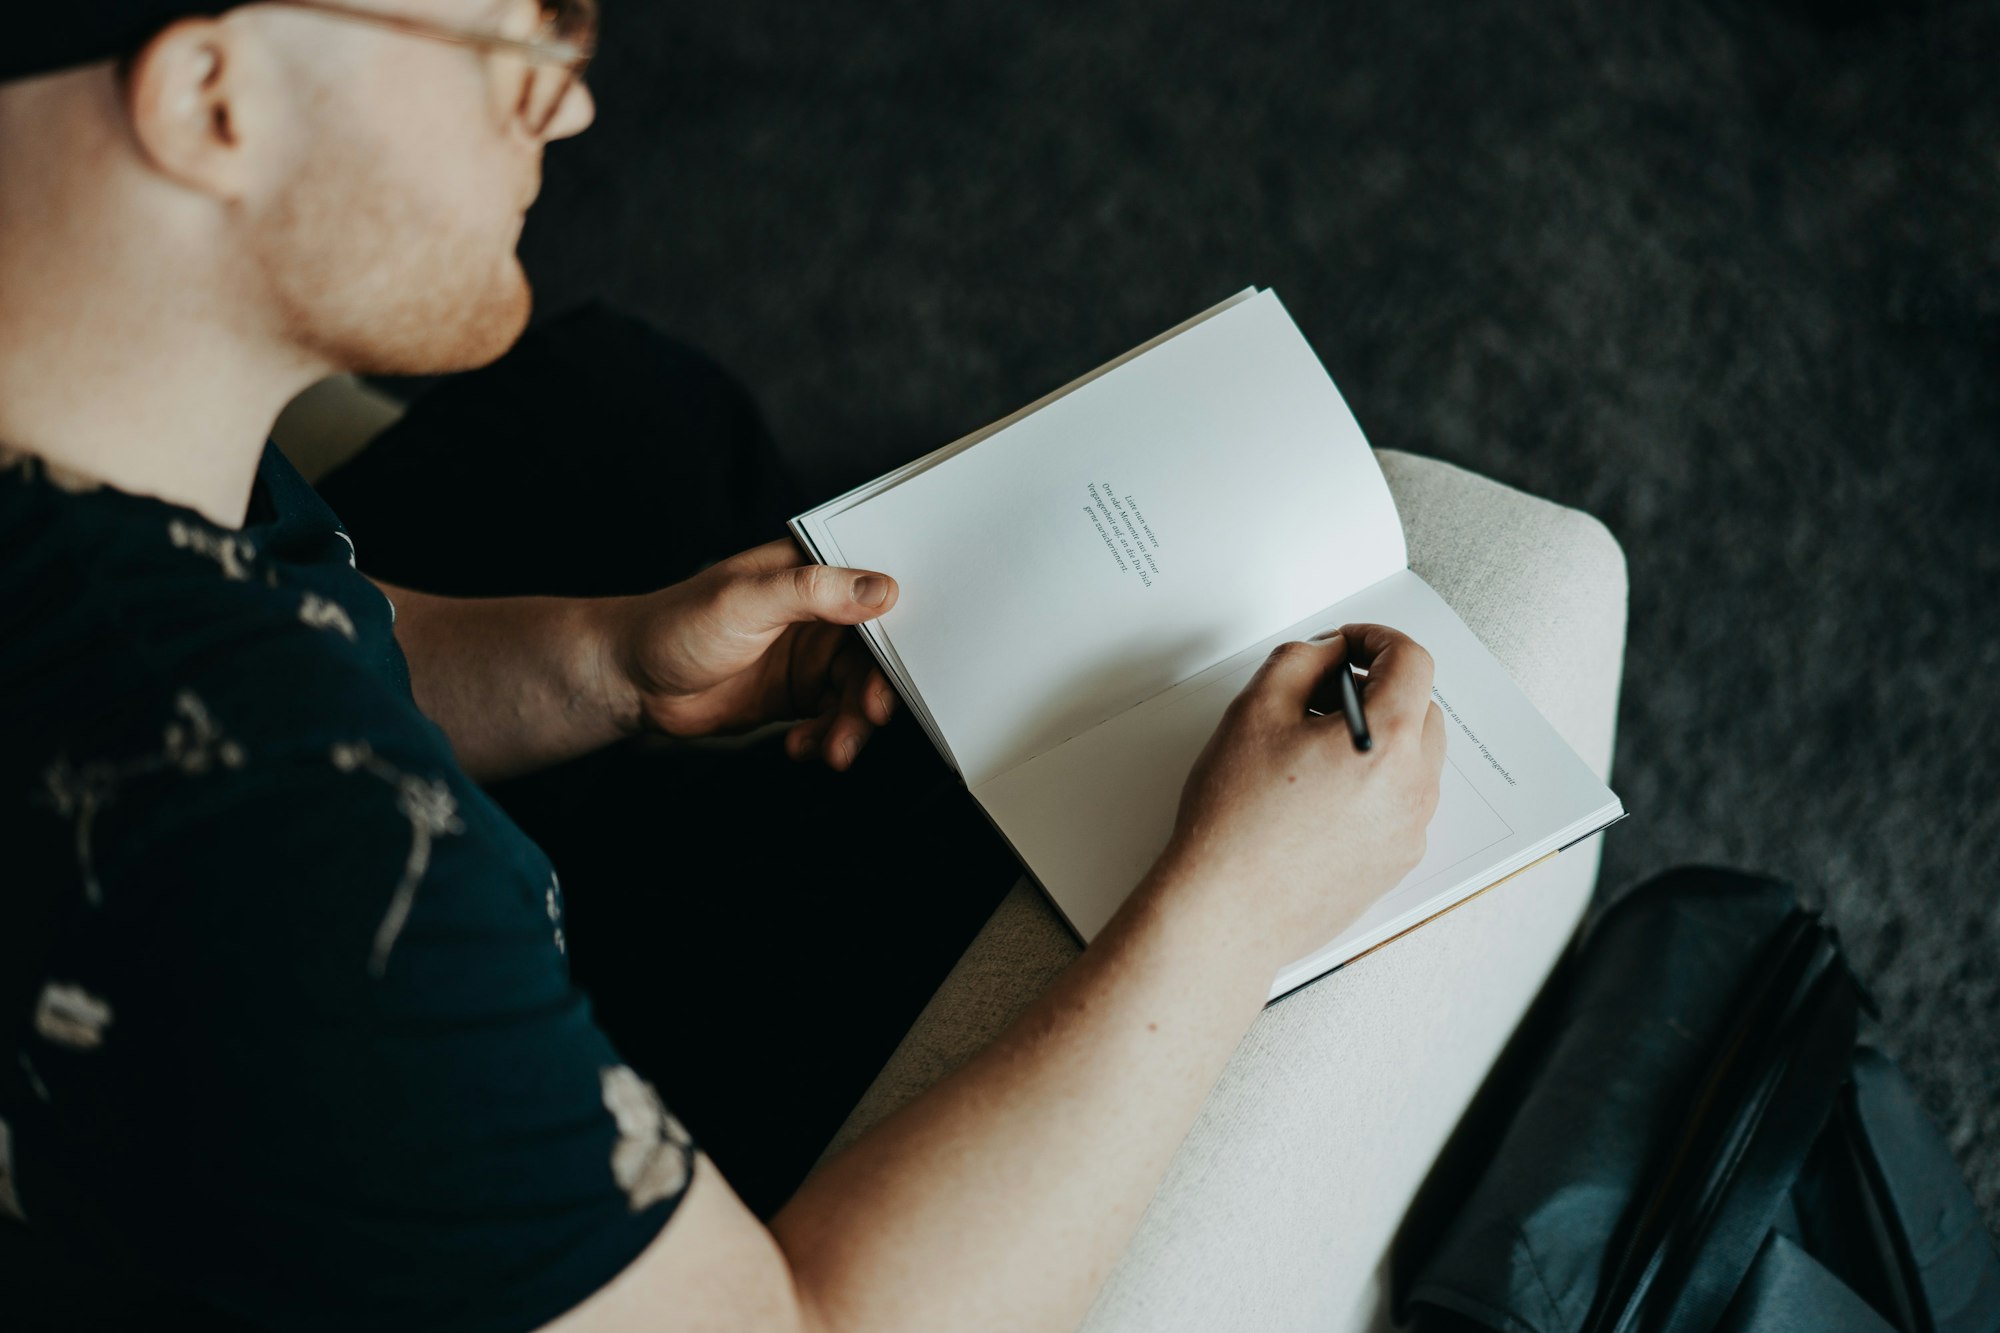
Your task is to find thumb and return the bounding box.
[733,563,899,633]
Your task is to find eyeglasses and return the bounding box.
[266,0,598,137]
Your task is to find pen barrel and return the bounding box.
[1306,663,1371,751]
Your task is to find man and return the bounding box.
[0,3,1446,1329]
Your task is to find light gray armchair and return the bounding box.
[809,448,1629,1333]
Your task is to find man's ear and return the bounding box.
[123,18,260,200]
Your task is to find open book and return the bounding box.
[791,288,1624,1002]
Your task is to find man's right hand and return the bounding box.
[1157,622,1448,972]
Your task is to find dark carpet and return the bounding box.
[509,0,2000,1230]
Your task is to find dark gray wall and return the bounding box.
[516,0,2000,1230]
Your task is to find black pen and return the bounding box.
[1305,645,1372,752]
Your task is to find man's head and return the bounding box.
[0,1,596,379]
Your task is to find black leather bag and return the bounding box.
[1393,866,2000,1333]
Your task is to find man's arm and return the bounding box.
[553,849,1279,1333]
[544,625,1447,1333]
[372,579,634,783]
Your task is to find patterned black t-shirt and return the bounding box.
[0,443,694,1330]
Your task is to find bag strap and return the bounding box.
[1583,909,1865,1333]
[1829,1084,1928,1332]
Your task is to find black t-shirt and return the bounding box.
[0,444,694,1330]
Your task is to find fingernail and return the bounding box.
[853,575,889,606]
[840,737,859,767]
[1309,628,1344,643]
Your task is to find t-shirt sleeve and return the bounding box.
[20,731,695,1333]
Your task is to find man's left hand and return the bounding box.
[597,538,902,770]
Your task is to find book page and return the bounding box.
[971,569,1622,1001]
[794,289,1265,775]
[814,291,1407,788]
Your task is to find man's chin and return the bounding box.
[447,274,536,373]
[346,270,535,379]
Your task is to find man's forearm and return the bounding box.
[374,580,636,783]
[770,854,1279,1333]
